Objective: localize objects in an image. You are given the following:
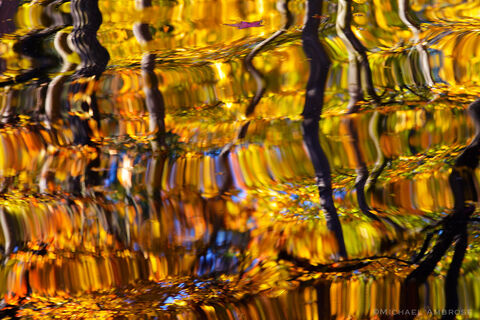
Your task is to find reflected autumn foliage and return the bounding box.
[0,0,479,319]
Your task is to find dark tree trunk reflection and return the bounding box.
[133,0,167,236]
[46,30,77,127]
[398,99,480,319]
[0,0,19,79]
[133,0,166,152]
[68,0,109,145]
[302,0,347,259]
[0,0,67,123]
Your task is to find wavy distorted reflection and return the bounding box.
[397,0,434,91]
[0,0,480,319]
[397,98,480,320]
[301,0,347,259]
[336,0,380,112]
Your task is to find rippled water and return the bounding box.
[0,0,480,319]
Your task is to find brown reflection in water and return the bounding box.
[132,0,168,245]
[133,0,166,152]
[65,1,119,248]
[335,0,399,229]
[365,110,389,209]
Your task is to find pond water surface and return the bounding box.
[0,0,480,319]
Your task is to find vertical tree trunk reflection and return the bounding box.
[45,31,77,128]
[69,0,109,145]
[133,0,166,152]
[398,0,434,89]
[66,0,108,202]
[133,0,167,228]
[66,0,126,246]
[302,0,347,259]
[0,208,13,256]
[343,115,403,231]
[365,111,388,184]
[336,0,379,113]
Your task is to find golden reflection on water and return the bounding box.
[0,0,480,318]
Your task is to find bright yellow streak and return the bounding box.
[214,62,226,81]
[258,0,264,16]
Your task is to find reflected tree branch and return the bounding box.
[399,99,480,319]
[237,0,293,140]
[365,110,392,215]
[220,0,292,191]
